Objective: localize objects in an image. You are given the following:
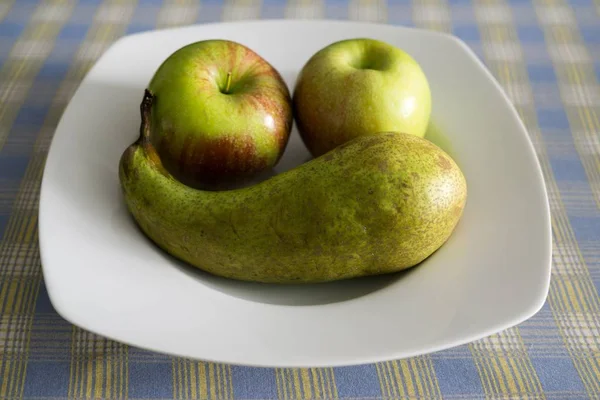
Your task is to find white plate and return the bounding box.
[39,20,551,367]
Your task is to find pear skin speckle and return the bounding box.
[119,131,467,283]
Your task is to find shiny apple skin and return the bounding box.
[147,40,293,187]
[293,38,431,157]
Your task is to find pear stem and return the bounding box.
[225,72,232,94]
[139,89,154,143]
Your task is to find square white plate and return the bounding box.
[39,20,551,367]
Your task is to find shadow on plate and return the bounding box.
[173,253,413,306]
[425,120,454,158]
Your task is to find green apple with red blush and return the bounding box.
[293,38,432,157]
[146,39,293,188]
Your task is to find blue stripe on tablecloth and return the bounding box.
[2,1,37,24]
[34,282,56,314]
[231,366,279,399]
[517,25,546,42]
[197,0,224,24]
[449,2,482,58]
[530,357,587,393]
[453,25,481,41]
[129,362,173,398]
[433,357,485,397]
[262,0,287,19]
[127,1,162,34]
[36,62,70,80]
[23,362,71,398]
[528,65,557,82]
[386,3,413,27]
[324,0,348,20]
[0,22,25,38]
[334,365,381,398]
[519,303,586,394]
[58,24,90,40]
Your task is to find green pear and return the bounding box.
[119,91,466,283]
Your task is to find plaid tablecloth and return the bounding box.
[1,0,600,399]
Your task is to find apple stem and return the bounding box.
[225,72,232,94]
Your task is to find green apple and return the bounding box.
[147,40,293,188]
[293,38,431,157]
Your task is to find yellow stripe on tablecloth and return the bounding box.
[186,358,192,399]
[468,0,598,394]
[409,0,542,398]
[51,4,137,398]
[491,356,510,394]
[327,367,339,398]
[273,367,339,398]
[316,368,326,398]
[0,0,75,242]
[402,360,418,397]
[0,0,74,153]
[275,368,284,400]
[306,368,316,399]
[223,363,233,399]
[378,361,398,398]
[531,0,600,395]
[373,362,387,398]
[207,363,216,399]
[190,360,197,399]
[0,9,127,398]
[507,358,526,394]
[123,342,128,400]
[284,0,324,19]
[546,14,600,208]
[420,356,443,399]
[390,360,406,398]
[412,359,429,398]
[0,274,42,396]
[68,330,78,398]
[375,358,442,399]
[219,363,227,399]
[200,361,209,399]
[223,0,263,21]
[281,368,292,399]
[393,360,408,398]
[214,362,223,399]
[185,362,234,399]
[412,0,452,33]
[156,0,199,28]
[172,358,177,398]
[300,369,312,398]
[0,361,10,396]
[177,358,183,399]
[0,156,44,273]
[192,359,197,399]
[290,368,301,398]
[466,1,547,396]
[228,364,235,400]
[102,346,110,396]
